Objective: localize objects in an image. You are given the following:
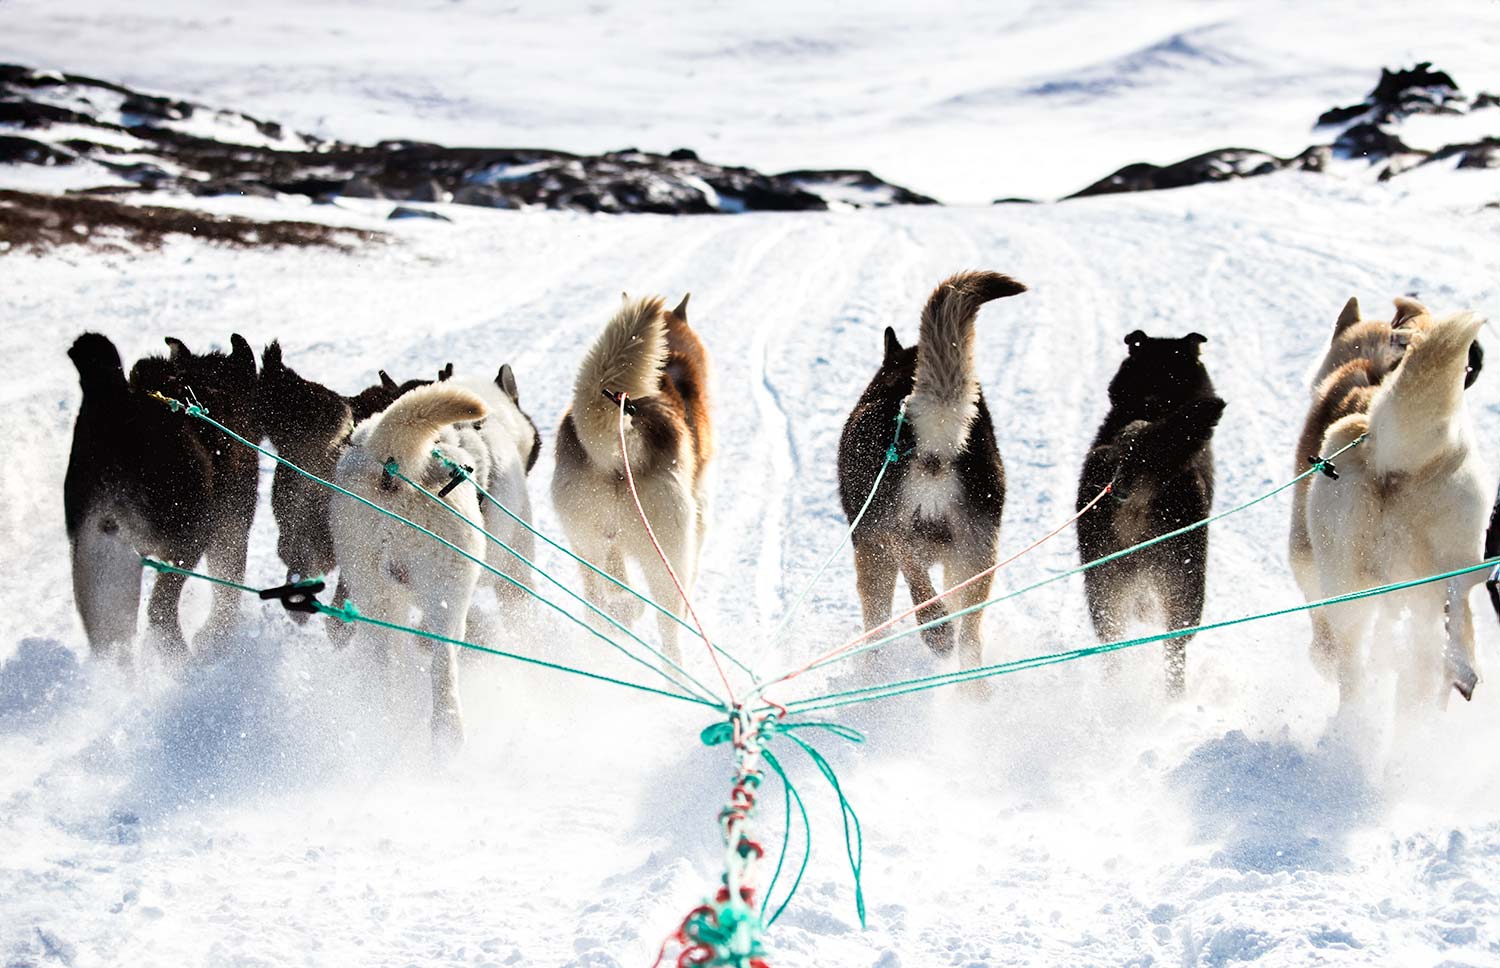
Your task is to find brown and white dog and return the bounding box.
[1293,297,1492,710]
[552,294,712,663]
[836,271,1026,684]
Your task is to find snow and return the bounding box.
[4,4,1500,966]
[2,0,1500,202]
[3,176,1500,965]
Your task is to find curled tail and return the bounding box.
[69,332,129,399]
[908,270,1026,454]
[571,294,669,457]
[1366,310,1485,475]
[362,383,487,475]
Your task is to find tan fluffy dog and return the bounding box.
[553,294,712,662]
[1293,297,1492,710]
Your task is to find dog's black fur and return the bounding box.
[254,343,444,632]
[65,332,260,663]
[837,326,1006,655]
[1076,330,1225,694]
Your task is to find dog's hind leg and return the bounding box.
[898,551,952,655]
[197,512,254,661]
[853,539,898,675]
[943,543,998,700]
[71,514,142,668]
[416,575,474,760]
[638,526,694,668]
[1158,543,1206,693]
[1442,578,1479,707]
[145,564,192,669]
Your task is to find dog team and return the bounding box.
[64,272,1494,751]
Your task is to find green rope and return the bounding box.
[795,433,1369,677]
[700,717,866,929]
[778,555,1498,714]
[764,402,908,651]
[142,556,261,594]
[142,557,716,708]
[759,747,808,926]
[388,460,724,705]
[429,449,757,686]
[150,395,726,708]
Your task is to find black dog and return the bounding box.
[253,342,449,635]
[1076,331,1225,695]
[838,271,1026,680]
[65,333,260,665]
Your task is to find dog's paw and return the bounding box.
[920,620,955,656]
[957,676,994,703]
[431,707,466,761]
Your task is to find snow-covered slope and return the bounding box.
[3,0,1500,202]
[3,175,1500,966]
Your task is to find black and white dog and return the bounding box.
[1076,331,1225,695]
[837,271,1026,685]
[65,332,260,665]
[254,342,453,636]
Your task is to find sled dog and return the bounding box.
[1297,300,1492,708]
[1076,331,1224,695]
[836,270,1026,683]
[552,294,712,663]
[331,371,539,754]
[65,333,260,665]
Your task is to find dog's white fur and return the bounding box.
[1304,308,1493,711]
[332,377,536,755]
[552,295,704,663]
[907,278,987,457]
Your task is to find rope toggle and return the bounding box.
[1307,454,1339,480]
[602,387,638,415]
[258,578,326,614]
[438,461,475,498]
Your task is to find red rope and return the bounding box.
[764,481,1114,694]
[616,392,735,703]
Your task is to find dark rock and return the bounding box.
[992,197,1038,204]
[404,178,447,202]
[340,175,385,199]
[1333,123,1416,160]
[1475,93,1500,110]
[0,134,73,165]
[388,206,452,222]
[120,91,194,123]
[1067,148,1284,199]
[778,168,939,206]
[1456,141,1500,169]
[0,62,933,216]
[451,184,514,208]
[1318,61,1464,128]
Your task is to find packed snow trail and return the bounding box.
[3,176,1500,966]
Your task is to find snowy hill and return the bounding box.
[3,4,1500,968]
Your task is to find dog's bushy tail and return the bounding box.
[909,271,1026,454]
[571,295,669,456]
[69,332,129,400]
[1366,310,1486,475]
[362,383,487,476]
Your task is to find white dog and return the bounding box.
[1304,307,1492,710]
[332,370,539,755]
